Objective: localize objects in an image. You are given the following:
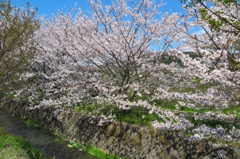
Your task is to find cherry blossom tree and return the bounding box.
[24,0,179,107]
[149,0,240,132]
[152,0,240,109]
[17,0,192,127]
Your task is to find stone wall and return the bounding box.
[1,101,239,159]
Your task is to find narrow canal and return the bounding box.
[0,111,99,159]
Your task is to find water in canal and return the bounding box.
[0,111,99,159]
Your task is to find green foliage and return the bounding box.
[0,127,48,159]
[180,106,196,112]
[169,82,218,95]
[197,108,211,113]
[228,40,240,72]
[186,117,239,131]
[68,141,131,159]
[170,87,196,93]
[75,104,164,127]
[111,108,164,127]
[179,106,210,113]
[192,78,201,84]
[181,0,238,7]
[75,104,99,114]
[6,93,15,99]
[25,119,38,127]
[195,82,217,91]
[228,141,240,149]
[151,99,178,108]
[222,106,240,118]
[0,0,39,97]
[181,0,239,35]
[53,132,67,143]
[160,53,183,65]
[165,104,177,110]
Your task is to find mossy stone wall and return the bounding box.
[1,101,239,159]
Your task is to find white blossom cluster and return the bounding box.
[189,124,240,142]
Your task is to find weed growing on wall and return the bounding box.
[68,141,131,159]
[26,119,38,127]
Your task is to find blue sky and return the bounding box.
[10,0,186,18]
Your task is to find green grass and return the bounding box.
[164,104,177,110]
[195,82,217,91]
[6,93,15,99]
[75,104,100,114]
[74,95,237,131]
[74,99,213,128]
[178,106,210,113]
[111,108,164,127]
[196,108,211,113]
[152,99,209,113]
[180,106,195,112]
[53,132,131,159]
[222,106,240,118]
[170,87,196,93]
[192,78,201,84]
[158,102,211,114]
[53,132,67,143]
[75,104,164,127]
[68,141,130,159]
[186,117,240,131]
[25,119,38,127]
[0,127,49,159]
[151,99,177,109]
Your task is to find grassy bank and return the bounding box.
[0,127,49,159]
[53,132,130,159]
[68,141,130,159]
